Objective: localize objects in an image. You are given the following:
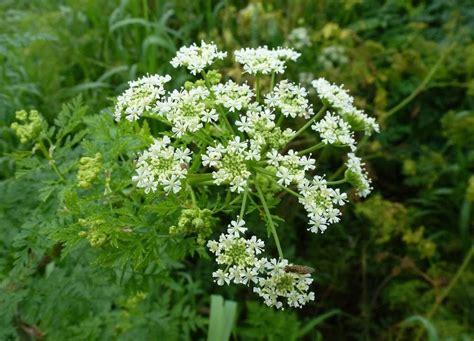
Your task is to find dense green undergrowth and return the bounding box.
[1,0,473,340]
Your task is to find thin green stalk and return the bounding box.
[255,74,261,102]
[291,105,327,141]
[38,140,65,182]
[279,184,301,199]
[327,178,347,186]
[413,245,474,341]
[386,43,454,118]
[269,72,276,90]
[239,188,248,218]
[188,185,197,206]
[297,142,325,155]
[201,71,235,134]
[253,166,274,177]
[187,173,214,184]
[192,180,216,186]
[329,164,346,181]
[254,168,301,199]
[255,183,284,259]
[276,113,285,127]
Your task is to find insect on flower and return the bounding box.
[284,264,315,275]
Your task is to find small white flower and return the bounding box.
[202,109,219,123]
[276,167,292,186]
[242,267,259,285]
[247,236,265,255]
[228,218,247,235]
[213,269,230,286]
[163,174,181,194]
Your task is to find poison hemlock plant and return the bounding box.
[112,41,380,309]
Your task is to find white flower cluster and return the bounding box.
[345,153,373,198]
[236,104,294,149]
[312,78,379,134]
[287,27,312,50]
[312,112,356,150]
[114,74,171,122]
[202,137,259,193]
[235,46,300,74]
[298,177,347,233]
[157,86,216,137]
[265,80,314,119]
[266,149,316,186]
[116,42,381,309]
[212,80,254,112]
[254,258,315,309]
[318,45,348,69]
[207,218,315,309]
[132,136,191,194]
[262,149,350,233]
[170,41,227,75]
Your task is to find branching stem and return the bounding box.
[255,183,284,259]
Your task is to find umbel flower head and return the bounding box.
[113,42,380,309]
[11,109,45,144]
[171,40,227,75]
[207,218,315,309]
[77,153,103,188]
[114,74,170,122]
[132,136,191,194]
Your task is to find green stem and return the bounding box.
[201,71,235,134]
[187,173,213,184]
[291,105,327,141]
[269,72,276,90]
[276,113,285,127]
[188,185,197,206]
[386,43,454,118]
[255,183,284,259]
[253,166,274,177]
[192,131,214,145]
[327,178,347,186]
[255,74,261,102]
[329,164,346,181]
[38,140,65,182]
[239,188,248,218]
[279,185,301,198]
[255,168,302,199]
[413,245,474,341]
[298,142,325,155]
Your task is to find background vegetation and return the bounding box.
[1,0,473,339]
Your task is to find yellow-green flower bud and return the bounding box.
[169,208,216,244]
[77,153,103,188]
[206,70,222,85]
[466,176,474,202]
[11,109,45,144]
[402,159,417,176]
